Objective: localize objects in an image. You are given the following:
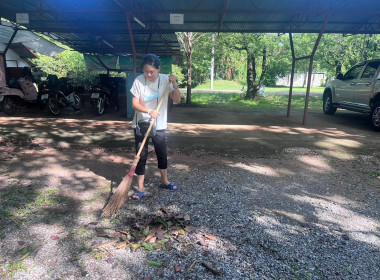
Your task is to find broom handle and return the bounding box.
[136,81,172,158]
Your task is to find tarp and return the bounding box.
[0,21,64,56]
[87,54,172,73]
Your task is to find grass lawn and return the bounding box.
[194,80,325,93]
[189,92,322,111]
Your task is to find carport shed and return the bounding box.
[1,0,380,123]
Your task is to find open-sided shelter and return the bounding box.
[1,0,380,123]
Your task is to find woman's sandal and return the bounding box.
[158,183,177,191]
[131,191,146,200]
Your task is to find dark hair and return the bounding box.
[142,53,160,69]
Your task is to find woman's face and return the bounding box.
[143,64,160,82]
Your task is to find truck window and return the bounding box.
[344,65,364,80]
[361,61,380,79]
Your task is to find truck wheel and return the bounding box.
[323,91,337,115]
[3,97,17,115]
[371,102,380,131]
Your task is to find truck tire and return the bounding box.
[370,102,380,131]
[323,91,337,115]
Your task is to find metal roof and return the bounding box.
[1,0,380,56]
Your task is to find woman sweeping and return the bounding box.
[130,53,181,200]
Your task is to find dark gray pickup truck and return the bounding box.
[323,59,380,131]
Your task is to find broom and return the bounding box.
[101,81,172,217]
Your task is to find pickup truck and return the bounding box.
[323,59,380,131]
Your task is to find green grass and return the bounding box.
[190,92,322,111]
[0,187,68,222]
[194,79,324,93]
[194,79,244,90]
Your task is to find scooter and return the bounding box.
[90,84,119,116]
[0,77,40,115]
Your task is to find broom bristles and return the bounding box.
[101,164,136,217]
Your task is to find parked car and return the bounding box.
[323,59,380,131]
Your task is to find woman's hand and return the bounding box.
[148,109,160,119]
[169,74,178,89]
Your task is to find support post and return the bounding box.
[303,13,330,125]
[287,33,296,117]
[126,13,137,79]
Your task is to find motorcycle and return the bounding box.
[90,84,119,116]
[0,77,40,115]
[39,75,81,116]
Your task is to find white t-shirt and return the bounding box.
[131,73,173,130]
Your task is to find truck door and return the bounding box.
[355,61,380,110]
[335,64,365,104]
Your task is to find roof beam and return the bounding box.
[218,0,229,34]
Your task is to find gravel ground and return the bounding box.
[0,108,380,280]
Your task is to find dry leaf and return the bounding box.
[50,235,59,240]
[185,226,195,233]
[204,233,217,241]
[184,215,190,221]
[132,244,141,251]
[115,241,128,249]
[160,208,169,214]
[144,227,159,242]
[148,236,157,244]
[199,240,209,247]
[156,228,166,240]
[174,265,181,272]
[96,240,118,249]
[94,228,115,238]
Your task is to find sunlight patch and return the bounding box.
[230,163,279,177]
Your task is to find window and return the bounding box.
[344,65,365,80]
[361,61,380,79]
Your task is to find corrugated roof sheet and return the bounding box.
[1,0,380,55]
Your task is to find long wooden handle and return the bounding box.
[136,81,171,158]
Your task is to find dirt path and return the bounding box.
[0,106,379,279]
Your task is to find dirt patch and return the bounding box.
[0,106,380,279]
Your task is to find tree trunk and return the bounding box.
[186,51,192,104]
[245,51,257,99]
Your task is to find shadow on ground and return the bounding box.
[0,105,379,279]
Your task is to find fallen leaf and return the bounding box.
[144,227,159,242]
[131,244,141,251]
[143,226,150,236]
[184,215,190,221]
[179,229,186,236]
[142,242,153,251]
[146,260,163,267]
[96,240,118,249]
[94,228,115,238]
[174,265,181,272]
[156,228,166,240]
[115,241,128,249]
[199,240,209,247]
[184,226,195,233]
[204,233,217,241]
[160,208,169,214]
[50,235,59,240]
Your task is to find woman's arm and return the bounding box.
[132,96,160,119]
[168,74,181,104]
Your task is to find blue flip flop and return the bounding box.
[158,183,177,191]
[131,191,146,200]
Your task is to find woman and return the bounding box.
[130,53,181,200]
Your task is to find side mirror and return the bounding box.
[336,73,344,80]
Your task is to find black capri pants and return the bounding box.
[134,129,167,175]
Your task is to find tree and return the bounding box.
[217,33,284,99]
[176,32,203,104]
